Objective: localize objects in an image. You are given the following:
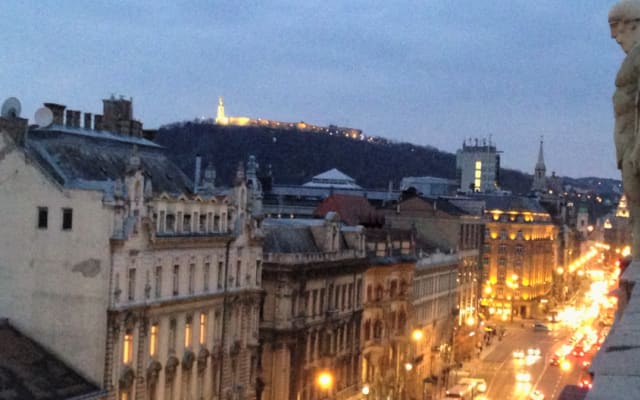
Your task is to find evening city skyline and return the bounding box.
[1,1,622,180]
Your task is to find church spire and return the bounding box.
[531,136,547,193]
[536,136,545,168]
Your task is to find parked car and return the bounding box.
[529,390,545,400]
[533,322,550,331]
[458,378,487,393]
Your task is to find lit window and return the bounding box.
[123,331,133,364]
[199,312,207,345]
[149,323,158,356]
[185,317,192,348]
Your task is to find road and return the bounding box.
[454,323,586,400]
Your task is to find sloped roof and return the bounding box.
[263,225,320,253]
[313,194,383,226]
[26,126,193,194]
[303,168,361,189]
[0,319,101,400]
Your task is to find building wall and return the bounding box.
[480,212,557,319]
[0,131,111,384]
[106,181,263,400]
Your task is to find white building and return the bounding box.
[0,99,263,399]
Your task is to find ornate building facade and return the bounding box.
[106,161,263,400]
[360,228,415,400]
[259,215,367,400]
[0,98,263,400]
[479,196,557,319]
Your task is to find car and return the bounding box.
[578,376,593,389]
[458,378,487,393]
[529,390,545,400]
[534,322,550,331]
[516,372,532,382]
[527,347,541,357]
[550,355,560,366]
[572,345,585,357]
[513,349,525,359]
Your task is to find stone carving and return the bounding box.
[610,0,640,260]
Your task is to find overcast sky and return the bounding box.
[1,1,624,179]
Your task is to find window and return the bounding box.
[189,264,195,294]
[185,317,192,348]
[62,208,73,230]
[123,330,133,364]
[169,319,176,353]
[37,207,48,229]
[199,214,206,233]
[236,260,241,288]
[149,323,158,356]
[155,266,162,298]
[474,160,482,191]
[199,312,207,345]
[173,265,179,296]
[203,262,210,292]
[127,268,136,301]
[217,261,224,289]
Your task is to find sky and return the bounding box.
[0,1,625,179]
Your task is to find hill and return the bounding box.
[154,122,612,196]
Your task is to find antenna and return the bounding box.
[34,107,54,127]
[1,97,21,118]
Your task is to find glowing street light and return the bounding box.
[404,362,413,371]
[411,329,424,342]
[317,371,333,391]
[361,385,370,396]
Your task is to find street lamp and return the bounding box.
[316,370,333,399]
[411,329,424,342]
[361,384,370,396]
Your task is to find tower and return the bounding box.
[531,137,547,193]
[455,137,501,193]
[215,96,228,125]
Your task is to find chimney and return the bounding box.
[73,111,81,128]
[194,155,202,193]
[65,110,73,127]
[84,113,92,130]
[0,115,28,145]
[94,115,103,131]
[43,103,66,125]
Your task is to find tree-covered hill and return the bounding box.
[155,122,565,195]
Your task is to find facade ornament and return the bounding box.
[182,349,195,370]
[610,0,640,260]
[165,356,179,383]
[146,360,162,386]
[119,366,135,389]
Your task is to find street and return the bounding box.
[453,322,585,400]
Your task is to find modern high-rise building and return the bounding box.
[456,138,501,193]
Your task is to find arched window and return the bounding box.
[366,285,373,303]
[389,280,398,298]
[375,285,384,301]
[364,320,371,340]
[397,311,407,331]
[373,320,383,339]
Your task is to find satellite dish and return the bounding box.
[1,97,21,118]
[34,107,54,127]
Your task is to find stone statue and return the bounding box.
[610,0,640,260]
